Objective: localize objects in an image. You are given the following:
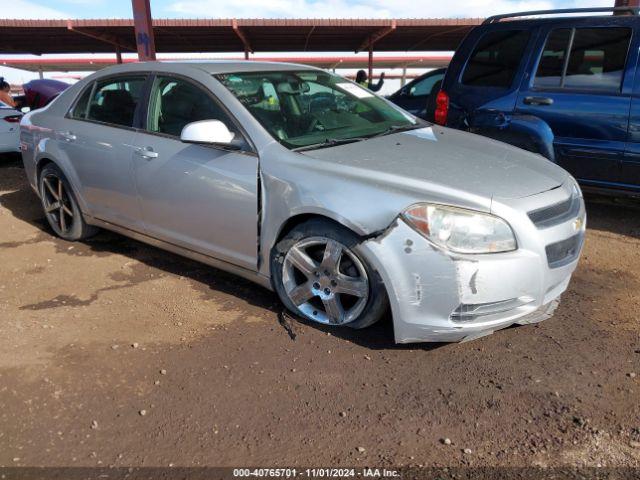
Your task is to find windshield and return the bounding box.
[216,70,419,150]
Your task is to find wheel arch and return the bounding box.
[270,209,372,255]
[34,155,90,215]
[274,212,367,244]
[35,157,55,185]
[470,112,556,161]
[261,209,372,279]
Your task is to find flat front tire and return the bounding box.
[271,219,388,329]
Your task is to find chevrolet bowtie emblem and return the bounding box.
[573,217,583,231]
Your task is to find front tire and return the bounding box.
[38,163,98,241]
[271,219,388,329]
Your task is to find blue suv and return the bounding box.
[436,7,640,195]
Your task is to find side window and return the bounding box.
[409,73,444,97]
[147,76,239,138]
[534,29,571,88]
[86,76,146,127]
[461,30,530,88]
[69,84,93,119]
[534,27,631,92]
[565,28,631,91]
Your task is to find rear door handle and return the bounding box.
[523,96,554,106]
[134,147,159,159]
[60,131,76,142]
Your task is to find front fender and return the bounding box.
[469,111,555,161]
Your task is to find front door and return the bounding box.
[516,24,634,186]
[61,74,148,229]
[133,74,259,270]
[622,26,640,190]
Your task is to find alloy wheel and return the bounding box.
[282,237,369,325]
[41,174,75,235]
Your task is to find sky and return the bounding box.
[1,0,614,92]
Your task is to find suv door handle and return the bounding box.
[60,131,76,142]
[523,96,554,106]
[134,147,159,159]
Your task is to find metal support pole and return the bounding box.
[401,67,407,87]
[368,42,373,83]
[116,45,123,64]
[38,67,43,80]
[131,0,156,61]
[244,48,249,60]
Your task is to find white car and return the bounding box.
[0,100,21,153]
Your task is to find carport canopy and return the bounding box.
[0,18,481,56]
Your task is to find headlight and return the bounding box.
[402,203,517,254]
[570,177,583,198]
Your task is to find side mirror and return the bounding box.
[180,120,239,148]
[21,107,31,114]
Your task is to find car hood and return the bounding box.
[303,125,568,201]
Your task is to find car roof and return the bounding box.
[92,60,321,77]
[480,14,638,28]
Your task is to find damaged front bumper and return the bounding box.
[359,183,586,344]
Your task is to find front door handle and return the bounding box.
[523,96,554,106]
[135,147,159,159]
[60,131,77,142]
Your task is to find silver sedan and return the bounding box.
[20,61,586,343]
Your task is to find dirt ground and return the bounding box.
[0,154,639,469]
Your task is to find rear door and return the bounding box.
[516,20,635,186]
[132,74,259,271]
[61,74,147,229]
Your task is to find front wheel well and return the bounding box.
[275,214,362,245]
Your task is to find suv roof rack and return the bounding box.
[483,6,639,25]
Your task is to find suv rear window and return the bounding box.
[461,30,530,88]
[534,27,631,92]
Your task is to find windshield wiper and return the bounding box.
[366,124,423,139]
[292,137,367,152]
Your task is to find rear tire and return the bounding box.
[271,218,388,329]
[38,163,98,241]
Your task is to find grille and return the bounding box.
[546,233,583,268]
[528,195,581,229]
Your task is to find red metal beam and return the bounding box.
[232,19,253,59]
[66,21,136,51]
[131,0,156,61]
[356,20,396,53]
[615,0,640,6]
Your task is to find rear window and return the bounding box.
[84,76,146,128]
[70,85,93,119]
[461,30,530,88]
[534,27,631,92]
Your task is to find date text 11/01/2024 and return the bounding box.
[232,468,400,477]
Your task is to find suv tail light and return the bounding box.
[434,90,449,126]
[3,115,22,123]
